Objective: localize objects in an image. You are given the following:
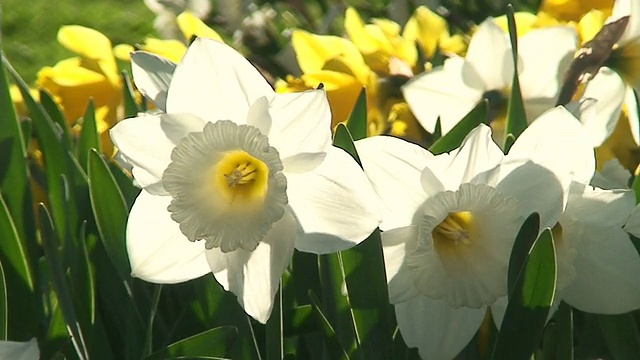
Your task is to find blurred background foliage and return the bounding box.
[1,0,542,84]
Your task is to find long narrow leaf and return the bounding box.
[145,326,238,360]
[346,88,367,141]
[39,204,90,360]
[503,5,528,152]
[88,149,131,280]
[492,228,557,359]
[429,100,487,155]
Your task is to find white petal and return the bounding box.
[565,183,635,227]
[382,226,420,303]
[495,161,569,229]
[131,51,176,111]
[623,205,640,236]
[0,338,39,360]
[506,106,595,184]
[592,159,631,190]
[465,19,512,90]
[166,38,274,123]
[579,68,626,146]
[613,0,640,46]
[402,57,484,134]
[207,211,297,323]
[286,147,381,253]
[395,296,486,360]
[246,96,272,136]
[518,27,577,100]
[355,136,432,231]
[110,113,206,193]
[127,190,210,283]
[281,152,327,174]
[563,225,640,314]
[441,124,504,187]
[267,90,333,158]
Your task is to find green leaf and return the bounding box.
[317,253,358,356]
[77,99,100,172]
[541,302,573,360]
[503,5,528,152]
[122,70,141,118]
[340,229,394,360]
[0,58,36,341]
[145,326,238,360]
[8,58,78,244]
[39,204,90,360]
[308,290,350,360]
[38,89,72,146]
[507,212,541,294]
[283,305,315,336]
[428,100,487,155]
[597,313,640,359]
[492,227,557,360]
[346,88,367,141]
[0,193,36,339]
[333,124,362,167]
[266,283,283,360]
[0,259,6,340]
[88,149,131,280]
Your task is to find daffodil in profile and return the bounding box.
[110,38,381,323]
[355,107,594,359]
[402,18,577,137]
[37,25,121,153]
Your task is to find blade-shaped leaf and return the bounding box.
[77,99,100,171]
[308,290,350,360]
[346,88,367,141]
[88,149,131,280]
[340,229,394,360]
[122,70,141,118]
[333,124,362,167]
[503,5,528,152]
[492,227,557,359]
[428,100,487,155]
[39,204,90,360]
[266,283,283,360]
[145,326,238,360]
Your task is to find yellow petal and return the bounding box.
[345,7,381,55]
[540,0,614,22]
[58,25,112,60]
[494,12,538,37]
[113,44,135,61]
[177,11,223,42]
[596,107,639,171]
[37,62,120,125]
[577,9,607,43]
[403,6,447,58]
[291,30,365,73]
[141,38,187,63]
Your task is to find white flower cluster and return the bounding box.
[110,0,640,358]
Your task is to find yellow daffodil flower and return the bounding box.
[344,7,417,75]
[116,11,223,64]
[403,6,467,59]
[36,25,122,155]
[540,0,614,22]
[275,30,383,133]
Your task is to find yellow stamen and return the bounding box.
[433,211,475,254]
[213,150,269,206]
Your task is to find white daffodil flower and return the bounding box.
[355,106,594,359]
[0,338,39,360]
[402,18,577,136]
[554,182,640,314]
[110,38,381,323]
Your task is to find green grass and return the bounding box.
[1,0,157,83]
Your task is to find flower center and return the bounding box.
[163,120,288,253]
[214,150,269,204]
[432,211,474,253]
